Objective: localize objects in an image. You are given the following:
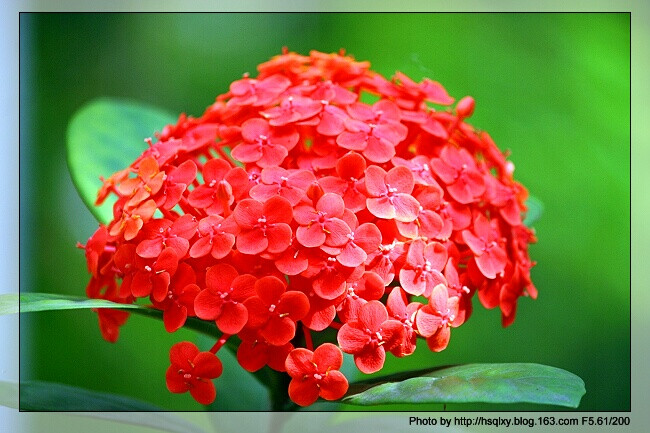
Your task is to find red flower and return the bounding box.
[415,284,461,352]
[189,215,239,260]
[193,264,256,334]
[337,100,407,162]
[285,343,349,406]
[109,198,157,241]
[131,247,179,302]
[227,74,291,107]
[301,252,361,300]
[431,145,486,204]
[136,214,198,259]
[294,192,350,248]
[321,222,382,268]
[83,225,108,277]
[243,276,310,346]
[336,271,385,323]
[116,156,166,208]
[386,287,422,357]
[392,71,454,108]
[365,240,407,285]
[166,342,223,405]
[290,276,342,331]
[399,239,448,297]
[233,196,293,255]
[82,49,538,408]
[461,213,507,279]
[261,95,322,126]
[236,328,293,372]
[337,300,404,373]
[319,152,368,212]
[365,165,420,222]
[154,160,197,210]
[153,263,200,333]
[95,308,129,343]
[187,159,235,215]
[230,118,299,167]
[249,167,315,206]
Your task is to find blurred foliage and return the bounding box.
[19,13,629,411]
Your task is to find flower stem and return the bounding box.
[210,333,232,354]
[303,324,313,351]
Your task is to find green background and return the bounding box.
[19,13,630,412]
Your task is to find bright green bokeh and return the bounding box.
[20,13,629,411]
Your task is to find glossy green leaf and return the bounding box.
[2,293,227,342]
[66,98,176,224]
[343,363,585,408]
[1,380,208,433]
[524,195,544,227]
[0,293,144,315]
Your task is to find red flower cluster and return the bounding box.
[81,49,537,407]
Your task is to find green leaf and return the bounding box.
[343,363,585,408]
[18,380,163,410]
[0,293,144,315]
[1,380,208,433]
[524,195,544,227]
[66,98,176,224]
[2,292,227,342]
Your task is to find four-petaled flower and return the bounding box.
[285,343,349,406]
[415,284,462,352]
[399,239,448,297]
[194,264,256,334]
[166,342,223,405]
[337,300,404,373]
[231,118,299,167]
[365,165,420,222]
[243,276,310,346]
[233,196,293,255]
[461,213,507,279]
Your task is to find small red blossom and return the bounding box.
[154,160,197,210]
[153,263,200,333]
[233,196,293,255]
[261,95,322,126]
[189,215,239,260]
[231,118,299,167]
[336,271,385,323]
[166,342,223,405]
[386,287,422,357]
[321,222,382,268]
[431,145,486,204]
[249,167,315,205]
[415,284,462,352]
[131,247,179,302]
[399,239,448,297]
[294,192,349,248]
[116,156,166,208]
[227,74,291,107]
[236,328,294,372]
[136,214,198,259]
[285,343,349,406]
[243,276,310,346]
[365,165,420,222]
[337,300,404,373]
[109,198,157,241]
[187,159,235,215]
[194,264,256,334]
[319,151,367,212]
[461,213,507,279]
